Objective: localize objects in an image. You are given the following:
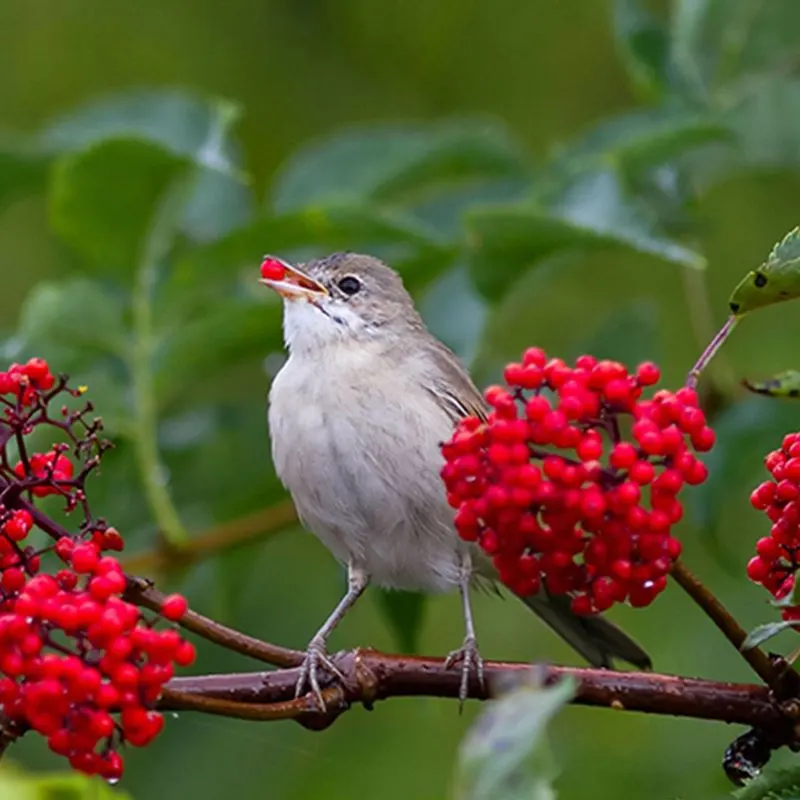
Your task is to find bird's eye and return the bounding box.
[337,275,361,296]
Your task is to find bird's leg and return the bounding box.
[296,562,369,710]
[443,555,485,711]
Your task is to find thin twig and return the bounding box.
[686,315,740,389]
[124,576,304,669]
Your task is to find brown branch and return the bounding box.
[157,650,799,736]
[671,560,783,689]
[124,576,304,669]
[122,501,298,574]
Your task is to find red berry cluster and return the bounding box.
[441,349,714,614]
[0,358,195,782]
[747,433,800,622]
[0,358,56,405]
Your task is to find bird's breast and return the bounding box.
[268,347,465,591]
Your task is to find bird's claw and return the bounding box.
[444,634,485,711]
[295,637,346,712]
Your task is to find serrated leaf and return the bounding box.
[729,227,800,315]
[454,675,575,800]
[50,138,189,277]
[741,620,798,650]
[375,589,427,654]
[743,370,800,399]
[613,0,670,98]
[16,278,128,367]
[154,298,284,409]
[271,119,530,212]
[734,766,800,799]
[466,169,705,299]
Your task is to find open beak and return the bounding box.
[259,256,328,301]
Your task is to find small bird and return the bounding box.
[263,252,650,707]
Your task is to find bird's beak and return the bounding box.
[259,257,328,301]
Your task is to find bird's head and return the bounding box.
[260,252,423,354]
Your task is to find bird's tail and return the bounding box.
[519,591,651,670]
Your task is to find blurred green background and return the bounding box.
[3,0,800,798]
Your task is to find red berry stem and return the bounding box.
[685,315,739,390]
[671,560,780,688]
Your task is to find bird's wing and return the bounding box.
[422,339,489,425]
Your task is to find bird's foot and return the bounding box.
[444,634,485,712]
[295,636,346,712]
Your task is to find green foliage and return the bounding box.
[734,766,800,800]
[743,371,800,399]
[375,590,428,654]
[741,620,798,650]
[729,228,800,315]
[453,676,575,800]
[0,763,131,800]
[270,119,531,211]
[5,0,800,796]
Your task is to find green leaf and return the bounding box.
[154,298,284,409]
[375,589,427,654]
[38,88,243,172]
[454,675,575,800]
[547,107,732,183]
[466,169,705,299]
[419,266,488,366]
[40,89,251,245]
[16,278,128,358]
[734,766,800,799]
[0,762,134,799]
[729,227,800,315]
[670,0,800,101]
[49,137,189,277]
[177,204,449,277]
[743,370,800,399]
[613,0,670,98]
[573,300,660,367]
[741,620,798,650]
[271,119,530,212]
[180,166,255,243]
[726,79,800,171]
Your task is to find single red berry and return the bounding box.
[161,594,189,621]
[260,257,287,281]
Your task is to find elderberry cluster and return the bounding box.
[441,349,714,614]
[747,432,800,621]
[0,358,195,782]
